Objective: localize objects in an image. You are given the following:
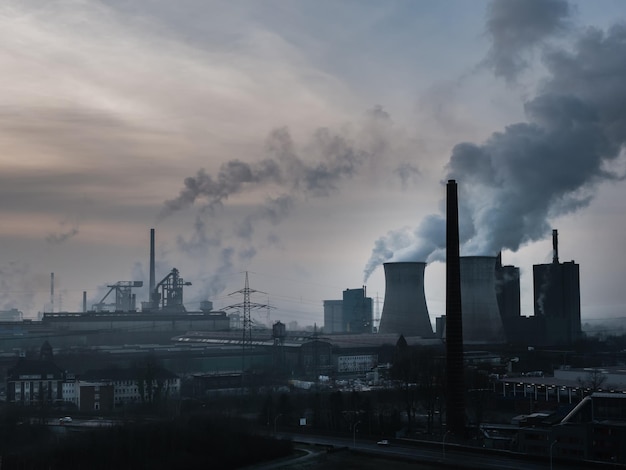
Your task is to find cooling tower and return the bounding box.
[460,256,506,343]
[378,262,434,337]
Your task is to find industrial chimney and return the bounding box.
[460,256,506,344]
[378,261,434,338]
[552,229,559,264]
[150,228,156,302]
[50,272,54,313]
[445,179,466,437]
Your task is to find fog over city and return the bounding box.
[1,0,625,329]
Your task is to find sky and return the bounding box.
[1,0,626,330]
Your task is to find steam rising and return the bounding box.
[0,262,49,313]
[162,110,397,299]
[483,0,571,83]
[363,3,626,282]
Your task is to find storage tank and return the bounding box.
[460,256,506,343]
[378,262,434,337]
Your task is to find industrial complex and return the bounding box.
[3,181,624,467]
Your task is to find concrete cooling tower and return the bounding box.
[460,256,506,343]
[379,262,434,338]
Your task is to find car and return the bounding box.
[376,439,390,446]
[59,416,72,424]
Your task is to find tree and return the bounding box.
[578,368,607,395]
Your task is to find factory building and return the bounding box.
[343,287,373,334]
[323,300,343,334]
[514,392,626,465]
[173,330,440,386]
[323,287,373,334]
[0,309,23,322]
[35,229,231,348]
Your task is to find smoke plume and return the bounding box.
[483,0,571,83]
[0,262,49,314]
[163,108,401,300]
[364,4,626,282]
[45,221,80,244]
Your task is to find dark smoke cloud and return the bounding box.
[160,159,282,216]
[176,216,222,255]
[364,13,626,282]
[483,0,571,83]
[165,109,400,300]
[162,124,369,219]
[45,221,79,244]
[235,194,294,241]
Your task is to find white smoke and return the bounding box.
[363,1,626,282]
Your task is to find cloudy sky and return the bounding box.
[1,0,625,330]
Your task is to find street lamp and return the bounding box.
[274,413,283,435]
[442,431,451,460]
[550,439,558,470]
[353,420,362,448]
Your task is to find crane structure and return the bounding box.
[93,281,143,312]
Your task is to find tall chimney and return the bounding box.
[552,229,559,264]
[83,291,87,313]
[149,228,156,303]
[445,179,466,437]
[50,272,54,313]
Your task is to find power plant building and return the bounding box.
[533,262,581,345]
[378,262,434,338]
[323,300,343,334]
[532,230,581,346]
[323,288,373,334]
[343,287,373,334]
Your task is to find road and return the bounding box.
[252,432,614,470]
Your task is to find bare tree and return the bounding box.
[578,368,607,395]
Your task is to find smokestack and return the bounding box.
[83,291,87,313]
[460,256,506,343]
[150,228,156,302]
[50,272,54,313]
[379,262,433,337]
[552,229,559,264]
[445,179,466,437]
